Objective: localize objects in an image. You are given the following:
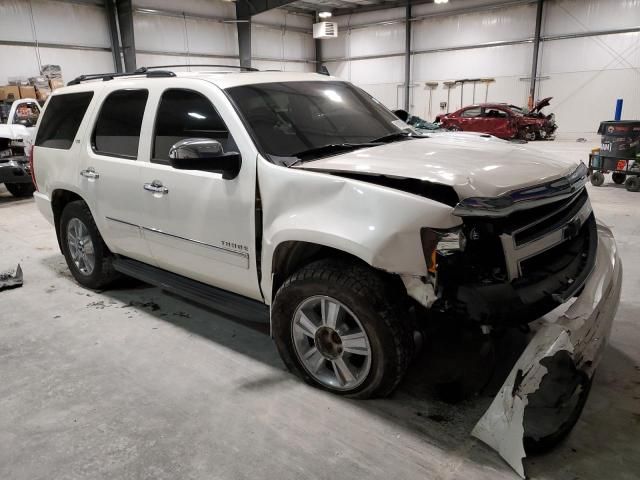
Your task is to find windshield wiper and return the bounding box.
[369,131,417,143]
[289,142,382,166]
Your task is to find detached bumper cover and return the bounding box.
[0,157,31,184]
[472,221,622,477]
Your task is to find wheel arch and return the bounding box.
[51,189,87,252]
[267,239,407,306]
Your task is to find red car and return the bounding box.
[436,98,557,141]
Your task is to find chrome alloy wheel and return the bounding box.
[292,296,372,391]
[66,218,95,275]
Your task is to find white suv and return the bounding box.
[31,67,621,474]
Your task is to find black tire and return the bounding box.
[448,125,461,132]
[59,200,120,289]
[625,176,640,192]
[612,172,626,184]
[590,171,605,187]
[5,182,35,197]
[272,259,413,399]
[518,128,536,142]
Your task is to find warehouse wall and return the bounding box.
[324,0,640,134]
[133,0,240,68]
[0,0,315,85]
[251,9,315,72]
[537,0,640,132]
[133,0,315,71]
[0,0,113,84]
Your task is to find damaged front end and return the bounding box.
[472,222,621,477]
[409,163,621,477]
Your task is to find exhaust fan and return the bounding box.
[313,22,338,39]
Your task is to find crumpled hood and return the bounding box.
[530,96,552,114]
[297,133,578,200]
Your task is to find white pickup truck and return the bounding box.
[0,98,40,196]
[30,68,621,477]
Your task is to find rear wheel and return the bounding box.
[590,171,605,186]
[612,172,626,184]
[5,182,35,197]
[60,200,120,289]
[272,259,413,399]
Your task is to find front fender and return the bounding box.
[258,157,461,303]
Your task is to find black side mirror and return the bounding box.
[169,138,241,180]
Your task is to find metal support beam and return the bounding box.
[235,0,298,69]
[105,0,123,72]
[529,0,544,107]
[237,19,252,69]
[115,0,136,71]
[404,0,411,111]
[315,12,323,74]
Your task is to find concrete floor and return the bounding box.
[1,140,639,480]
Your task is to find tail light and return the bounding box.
[28,145,38,191]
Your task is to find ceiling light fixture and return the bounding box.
[434,0,449,4]
[318,11,332,19]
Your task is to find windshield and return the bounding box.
[508,105,527,115]
[227,81,408,163]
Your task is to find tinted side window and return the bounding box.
[484,108,508,118]
[93,89,148,159]
[153,89,235,164]
[35,92,94,149]
[461,107,482,118]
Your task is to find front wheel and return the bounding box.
[5,182,35,197]
[60,200,120,289]
[272,259,413,399]
[518,128,536,142]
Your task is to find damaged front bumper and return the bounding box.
[0,157,32,184]
[472,221,622,477]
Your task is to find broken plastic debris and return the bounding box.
[0,264,23,291]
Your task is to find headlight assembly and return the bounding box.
[420,227,465,272]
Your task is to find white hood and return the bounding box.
[0,124,33,142]
[298,133,579,200]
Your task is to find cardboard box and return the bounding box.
[0,87,6,101]
[19,85,36,99]
[36,87,51,101]
[2,85,21,101]
[49,78,65,90]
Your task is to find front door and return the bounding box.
[138,84,261,301]
[481,107,515,138]
[81,88,155,264]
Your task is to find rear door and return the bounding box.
[80,88,155,264]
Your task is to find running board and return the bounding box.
[113,257,269,322]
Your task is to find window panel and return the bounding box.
[153,89,235,164]
[35,92,93,149]
[93,89,148,159]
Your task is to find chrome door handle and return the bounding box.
[143,180,169,195]
[80,167,99,179]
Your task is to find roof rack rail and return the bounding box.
[67,69,175,86]
[137,64,259,72]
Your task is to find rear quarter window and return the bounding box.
[35,92,94,149]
